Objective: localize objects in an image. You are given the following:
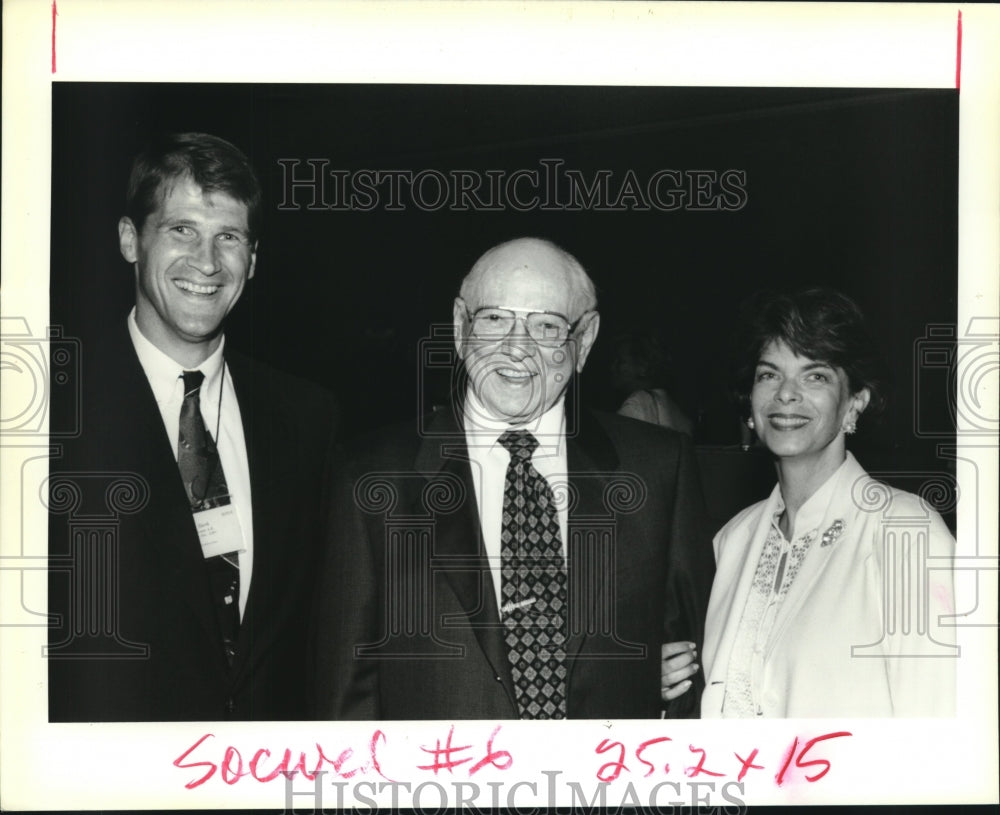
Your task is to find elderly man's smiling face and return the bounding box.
[453,239,600,426]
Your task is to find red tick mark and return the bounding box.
[51,1,58,74]
[955,10,962,91]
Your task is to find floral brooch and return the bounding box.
[820,519,845,547]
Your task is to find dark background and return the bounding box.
[50,83,959,530]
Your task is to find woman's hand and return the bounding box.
[661,641,699,701]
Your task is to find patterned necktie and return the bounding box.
[498,429,568,719]
[178,370,240,667]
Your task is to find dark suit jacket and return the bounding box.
[48,323,337,721]
[313,406,713,719]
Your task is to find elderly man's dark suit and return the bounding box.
[314,404,713,719]
[48,322,337,721]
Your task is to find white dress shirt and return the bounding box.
[463,389,569,610]
[128,309,254,618]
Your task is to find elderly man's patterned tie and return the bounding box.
[178,370,239,667]
[498,429,568,718]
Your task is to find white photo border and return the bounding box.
[2,1,997,810]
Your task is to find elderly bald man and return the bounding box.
[314,237,713,720]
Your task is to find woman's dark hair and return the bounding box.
[731,287,888,416]
[124,132,263,242]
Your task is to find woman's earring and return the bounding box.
[746,417,755,430]
[844,420,857,435]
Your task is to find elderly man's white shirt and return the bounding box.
[463,390,569,610]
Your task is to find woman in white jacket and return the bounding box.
[699,288,956,718]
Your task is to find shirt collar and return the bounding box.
[462,388,566,456]
[127,307,226,405]
[770,452,863,541]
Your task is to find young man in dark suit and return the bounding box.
[48,133,337,721]
[314,237,712,720]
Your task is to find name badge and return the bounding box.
[194,504,246,559]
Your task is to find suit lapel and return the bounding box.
[226,353,288,683]
[113,332,224,663]
[563,410,620,673]
[414,411,516,710]
[226,354,257,681]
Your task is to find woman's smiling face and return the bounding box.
[750,339,868,471]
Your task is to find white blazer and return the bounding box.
[702,453,956,718]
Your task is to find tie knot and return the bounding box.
[182,370,205,396]
[498,429,539,460]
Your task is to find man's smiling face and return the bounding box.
[453,239,599,425]
[119,176,257,367]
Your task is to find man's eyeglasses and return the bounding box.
[465,306,588,349]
